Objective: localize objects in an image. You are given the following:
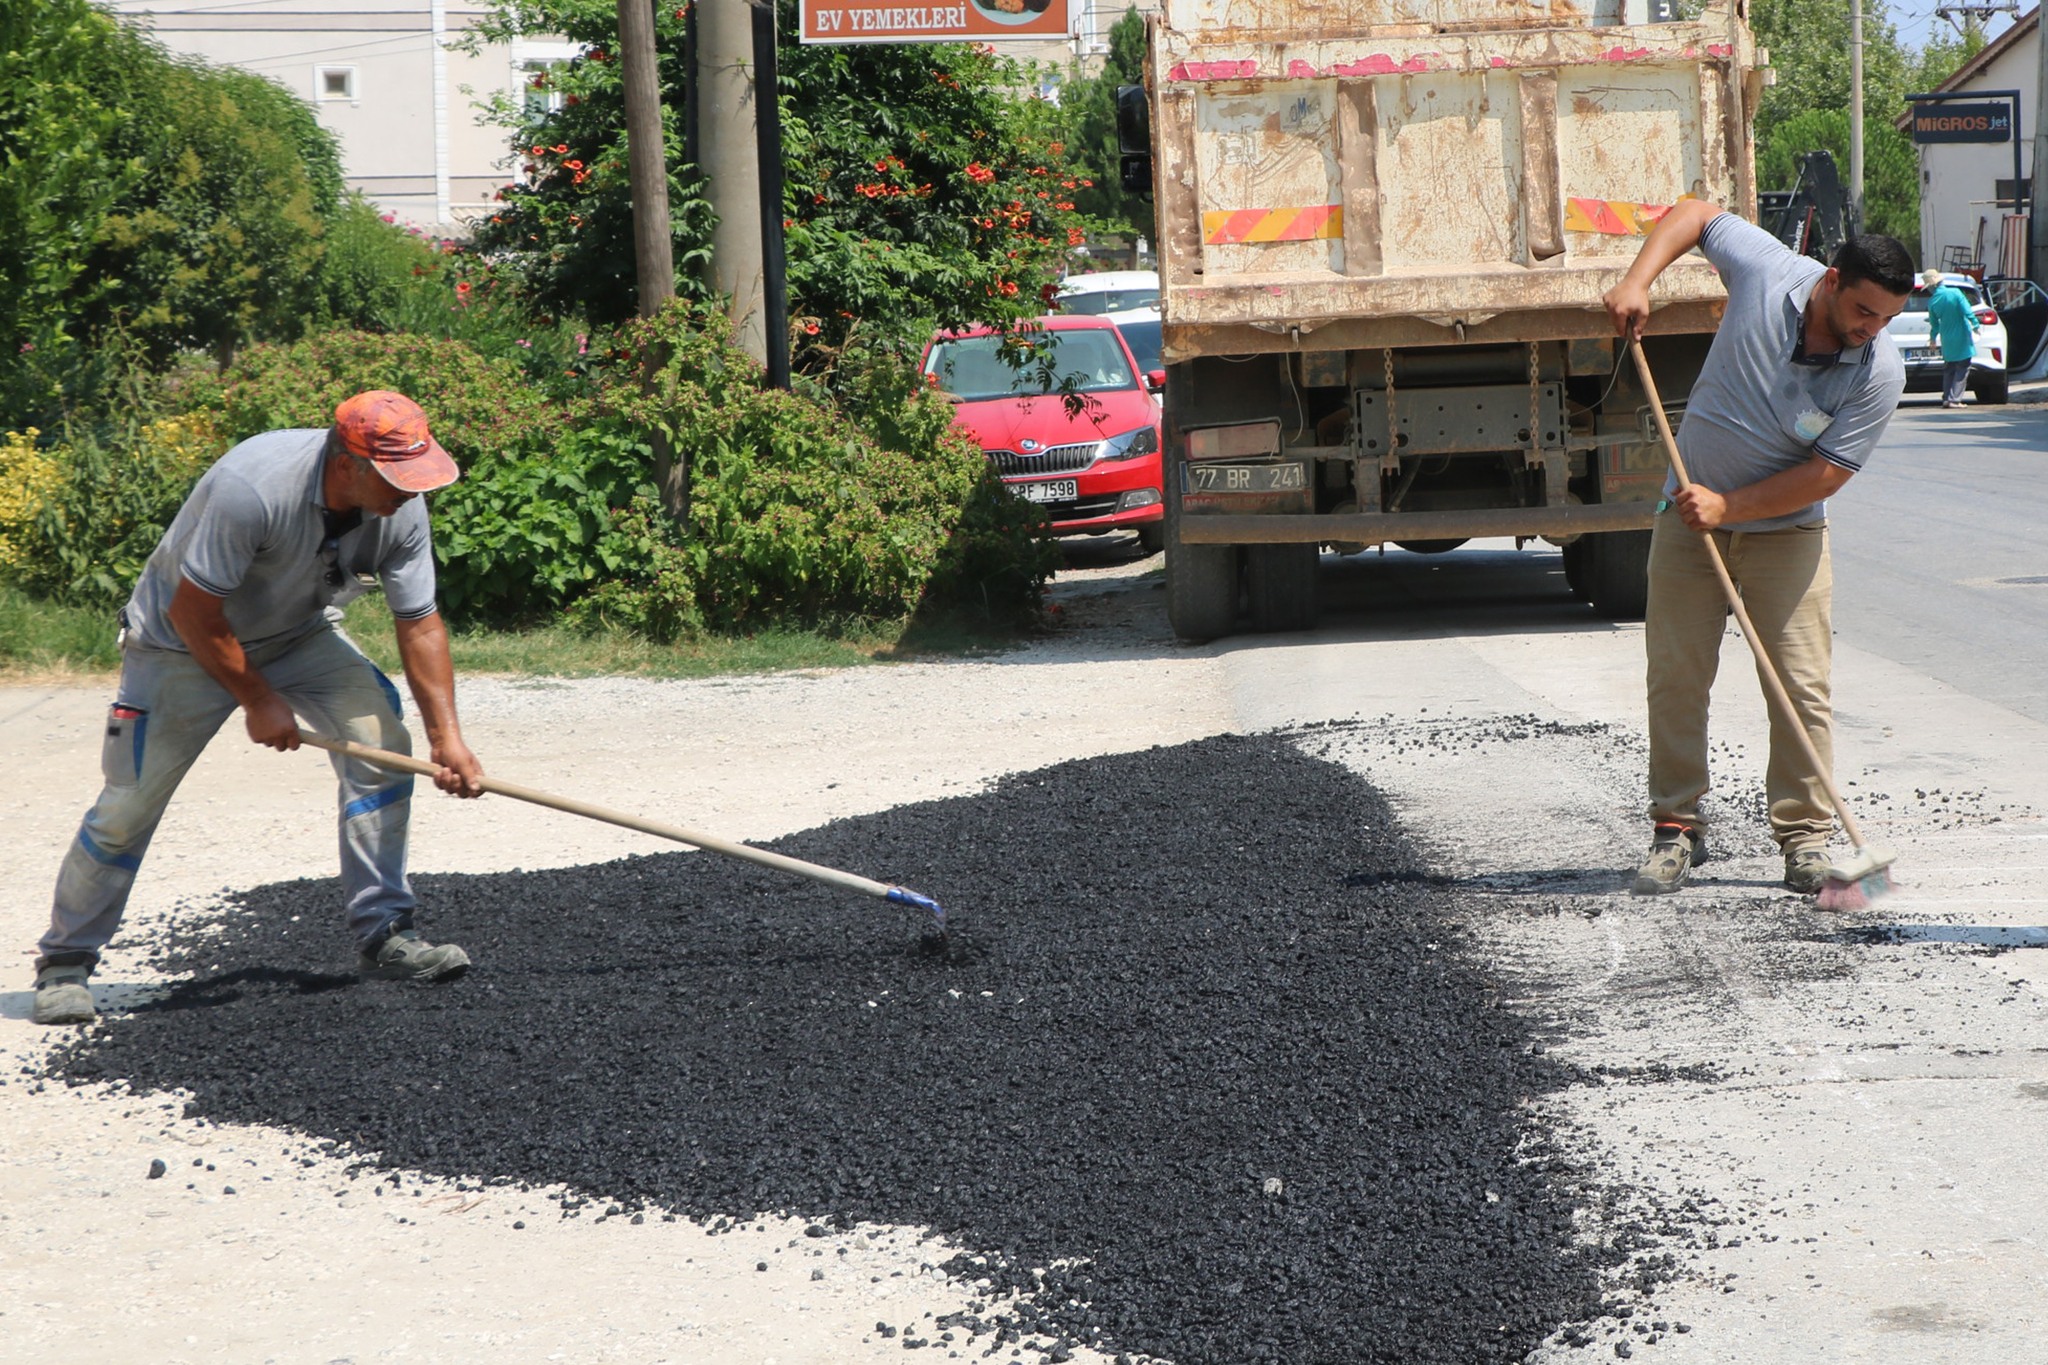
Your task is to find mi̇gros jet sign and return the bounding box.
[800,0,1068,43]
[1911,103,2014,144]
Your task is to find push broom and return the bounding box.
[1630,344,1895,911]
[295,729,952,930]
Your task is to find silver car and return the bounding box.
[1883,272,2010,405]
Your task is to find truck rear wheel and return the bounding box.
[1165,478,1241,643]
[1585,530,1650,620]
[1247,543,1320,632]
[1561,540,1589,600]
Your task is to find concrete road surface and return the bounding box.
[3,395,2045,1361]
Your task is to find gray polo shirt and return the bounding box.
[1675,213,1906,532]
[124,429,440,652]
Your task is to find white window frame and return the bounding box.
[315,65,358,104]
[511,39,579,116]
[517,58,568,115]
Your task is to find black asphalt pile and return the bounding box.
[57,734,1625,1364]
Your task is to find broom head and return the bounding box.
[1814,844,1897,913]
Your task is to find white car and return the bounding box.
[1884,272,2010,404]
[1104,306,1163,404]
[1056,269,1159,316]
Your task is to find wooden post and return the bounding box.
[616,0,685,520]
[698,0,767,364]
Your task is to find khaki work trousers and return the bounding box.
[1645,511,1835,852]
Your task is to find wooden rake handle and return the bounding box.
[1629,345,1871,852]
[295,729,908,905]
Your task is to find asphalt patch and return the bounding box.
[55,733,1623,1363]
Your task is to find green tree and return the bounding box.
[83,45,339,368]
[0,0,140,422]
[1750,0,1913,142]
[469,0,1091,363]
[1056,7,1152,242]
[1,2,345,427]
[1909,18,1988,95]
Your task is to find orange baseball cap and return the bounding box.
[333,391,460,493]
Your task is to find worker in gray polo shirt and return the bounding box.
[1603,204,1912,898]
[31,391,486,1026]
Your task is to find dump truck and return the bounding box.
[1116,0,1767,639]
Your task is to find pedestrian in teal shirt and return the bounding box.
[1921,269,1977,406]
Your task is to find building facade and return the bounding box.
[1906,9,2038,278]
[106,0,577,230]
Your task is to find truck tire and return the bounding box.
[1972,369,2010,405]
[1246,543,1320,632]
[1585,530,1650,620]
[1561,540,1589,600]
[1165,492,1240,641]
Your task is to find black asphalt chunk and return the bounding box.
[55,734,1624,1363]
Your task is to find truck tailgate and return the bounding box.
[1149,0,1760,356]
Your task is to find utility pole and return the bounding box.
[616,0,683,519]
[618,0,675,313]
[698,0,767,365]
[1850,0,1865,229]
[2035,6,2048,285]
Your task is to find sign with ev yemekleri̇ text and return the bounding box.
[800,0,1068,43]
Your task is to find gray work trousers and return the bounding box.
[38,623,418,970]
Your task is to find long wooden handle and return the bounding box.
[1630,345,1870,851]
[297,729,905,902]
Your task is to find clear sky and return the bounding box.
[1884,0,2021,56]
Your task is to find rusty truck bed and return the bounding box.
[1148,0,1763,359]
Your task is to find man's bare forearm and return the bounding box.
[1718,456,1854,523]
[1619,200,1722,293]
[168,578,272,708]
[1603,200,1723,338]
[393,610,462,745]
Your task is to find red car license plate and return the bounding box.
[1016,478,1077,503]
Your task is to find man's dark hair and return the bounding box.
[1831,234,1916,294]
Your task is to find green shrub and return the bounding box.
[205,330,570,466]
[316,198,593,393]
[430,421,653,619]
[11,413,222,608]
[573,301,1053,636]
[81,46,337,368]
[0,1,137,429]
[317,195,446,333]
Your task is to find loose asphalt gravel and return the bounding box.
[54,734,1641,1364]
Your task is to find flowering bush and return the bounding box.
[6,413,224,606]
[0,430,63,578]
[470,1,1091,369]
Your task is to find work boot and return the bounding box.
[359,929,470,983]
[1631,823,1707,896]
[32,961,97,1026]
[1784,848,1832,895]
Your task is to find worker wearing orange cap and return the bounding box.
[31,392,485,1026]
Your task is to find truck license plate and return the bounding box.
[1187,462,1306,493]
[1016,478,1077,503]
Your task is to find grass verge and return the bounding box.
[0,587,122,678]
[0,585,1029,684]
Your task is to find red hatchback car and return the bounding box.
[922,314,1165,553]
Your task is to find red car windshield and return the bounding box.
[925,331,1138,402]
